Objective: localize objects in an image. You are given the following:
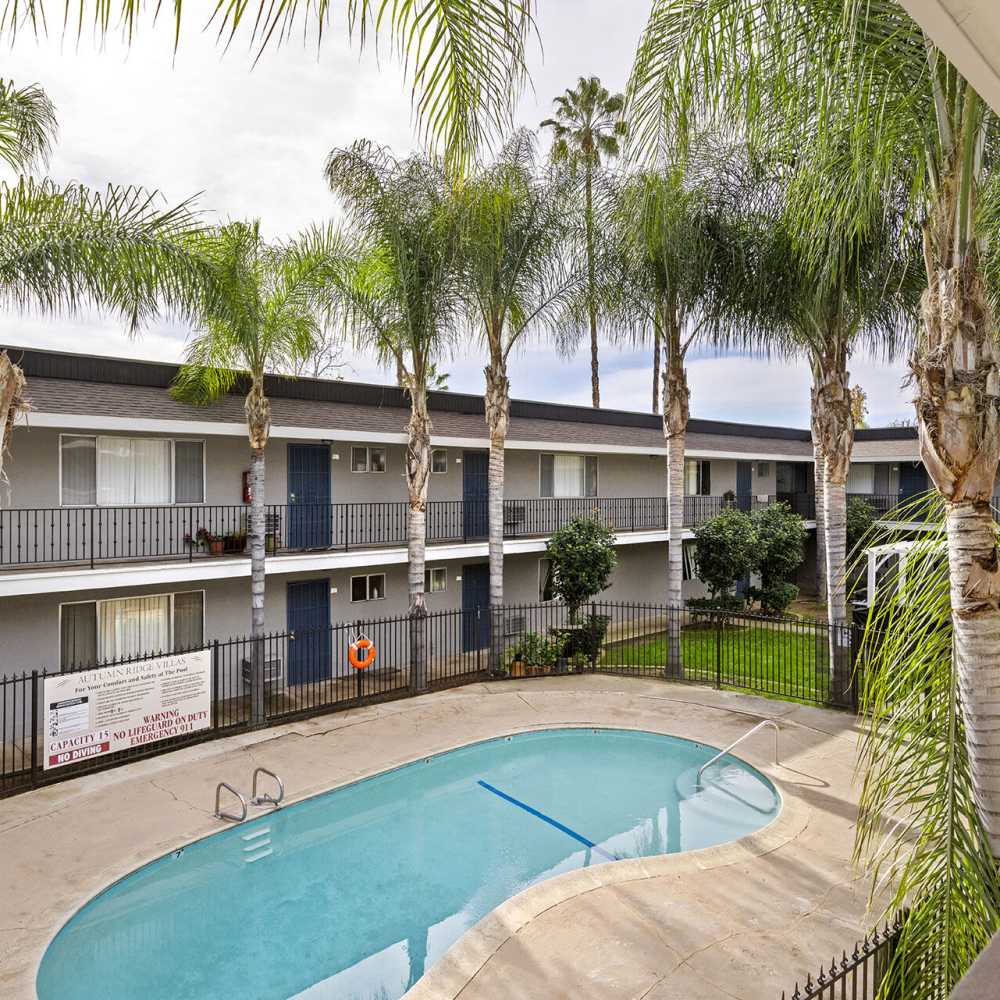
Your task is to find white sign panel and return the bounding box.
[44,649,211,770]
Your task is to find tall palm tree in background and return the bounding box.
[171,220,341,724]
[453,130,575,625]
[542,76,627,408]
[628,0,1000,989]
[1,1,535,176]
[630,0,1000,852]
[607,155,742,676]
[0,78,208,484]
[326,141,459,691]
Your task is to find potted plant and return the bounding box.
[222,530,247,554]
[509,644,526,678]
[196,527,224,556]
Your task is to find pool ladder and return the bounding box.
[214,767,285,823]
[696,720,779,787]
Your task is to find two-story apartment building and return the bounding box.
[0,346,928,682]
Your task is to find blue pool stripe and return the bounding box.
[477,780,617,862]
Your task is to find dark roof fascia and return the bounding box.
[854,426,919,441]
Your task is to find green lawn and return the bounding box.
[605,624,831,705]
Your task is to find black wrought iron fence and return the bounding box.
[781,913,905,999]
[1,599,856,796]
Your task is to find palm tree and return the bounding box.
[628,0,1000,986]
[453,130,575,626]
[606,156,743,675]
[542,76,627,407]
[0,79,208,484]
[171,220,341,725]
[326,141,459,691]
[2,1,535,175]
[727,161,921,696]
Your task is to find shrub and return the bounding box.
[553,613,611,660]
[748,502,806,613]
[847,495,878,556]
[510,631,560,669]
[546,516,617,618]
[692,507,755,601]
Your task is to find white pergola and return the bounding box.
[901,2,1000,114]
[861,537,947,606]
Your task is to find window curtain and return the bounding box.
[98,595,170,661]
[132,439,172,504]
[847,463,874,493]
[97,437,172,505]
[173,591,204,651]
[61,602,98,668]
[61,436,97,505]
[682,542,696,582]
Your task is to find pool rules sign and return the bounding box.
[43,650,212,770]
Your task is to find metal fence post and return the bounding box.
[715,613,722,690]
[30,669,39,784]
[589,601,598,671]
[211,639,220,730]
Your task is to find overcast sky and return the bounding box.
[4,1,914,428]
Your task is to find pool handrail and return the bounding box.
[214,781,248,822]
[251,767,285,808]
[696,720,779,787]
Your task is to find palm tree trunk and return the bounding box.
[245,377,271,727]
[663,316,688,679]
[811,347,854,705]
[406,385,432,692]
[484,353,509,673]
[813,435,827,604]
[913,249,1000,853]
[585,167,600,408]
[0,351,28,489]
[651,321,662,415]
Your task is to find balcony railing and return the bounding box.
[848,492,1000,521]
[0,493,816,571]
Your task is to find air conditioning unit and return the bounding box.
[241,658,284,688]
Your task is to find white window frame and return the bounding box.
[425,566,447,593]
[431,448,448,474]
[538,453,599,499]
[58,588,206,666]
[59,433,206,508]
[350,573,387,602]
[538,557,555,603]
[351,446,387,475]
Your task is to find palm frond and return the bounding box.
[0,177,209,330]
[0,0,535,173]
[0,78,56,171]
[854,504,1000,997]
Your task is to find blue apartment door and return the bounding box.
[288,443,331,549]
[898,463,928,500]
[286,579,331,685]
[461,563,491,651]
[736,461,753,511]
[463,451,489,539]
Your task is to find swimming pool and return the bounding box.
[37,727,780,1000]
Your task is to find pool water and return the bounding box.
[37,728,780,1000]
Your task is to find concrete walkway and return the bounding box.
[2,675,879,1000]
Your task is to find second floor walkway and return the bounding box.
[0,493,817,572]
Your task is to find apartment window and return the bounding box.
[425,567,447,593]
[431,448,448,474]
[60,590,204,668]
[351,573,386,602]
[756,462,770,478]
[60,435,204,506]
[538,558,555,602]
[682,542,697,582]
[847,463,875,494]
[684,459,711,496]
[539,454,598,498]
[351,446,386,473]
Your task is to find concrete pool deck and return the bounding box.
[3,675,879,999]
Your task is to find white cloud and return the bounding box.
[1,2,916,429]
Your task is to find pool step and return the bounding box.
[241,826,273,863]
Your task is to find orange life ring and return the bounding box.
[348,637,377,670]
